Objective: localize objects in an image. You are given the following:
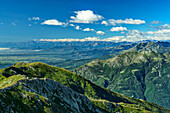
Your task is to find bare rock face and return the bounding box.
[0,78,104,113]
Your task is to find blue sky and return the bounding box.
[0,0,170,42]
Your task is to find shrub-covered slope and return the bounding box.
[73,51,170,109]
[0,62,169,112]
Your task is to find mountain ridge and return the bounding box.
[0,62,169,112]
[73,51,170,108]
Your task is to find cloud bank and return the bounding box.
[39,36,137,42]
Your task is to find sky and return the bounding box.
[0,0,170,42]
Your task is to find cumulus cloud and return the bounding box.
[110,27,127,32]
[126,29,170,41]
[126,30,145,41]
[101,21,108,26]
[108,18,145,25]
[96,31,105,35]
[146,29,170,40]
[41,19,66,26]
[39,28,170,42]
[75,26,80,30]
[69,10,104,23]
[83,28,94,31]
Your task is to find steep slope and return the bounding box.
[73,51,170,109]
[0,78,106,113]
[0,62,169,112]
[99,41,170,60]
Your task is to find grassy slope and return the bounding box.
[0,62,169,112]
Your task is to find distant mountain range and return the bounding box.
[0,40,133,49]
[0,40,169,70]
[73,42,170,109]
[0,62,169,112]
[0,40,136,70]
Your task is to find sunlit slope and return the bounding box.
[0,62,169,112]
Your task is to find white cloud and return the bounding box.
[96,31,105,35]
[28,17,40,21]
[108,19,116,26]
[32,17,40,20]
[40,29,170,42]
[83,37,100,41]
[125,29,170,41]
[157,24,170,29]
[39,36,131,42]
[150,20,161,24]
[102,36,127,42]
[145,29,170,40]
[69,10,104,23]
[41,19,66,26]
[28,24,32,27]
[110,27,127,32]
[70,24,75,27]
[108,18,145,25]
[39,37,100,42]
[145,36,170,41]
[124,30,146,42]
[101,21,108,26]
[75,26,80,30]
[83,28,94,31]
[147,29,170,34]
